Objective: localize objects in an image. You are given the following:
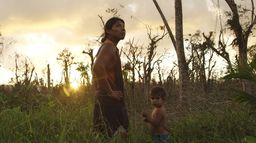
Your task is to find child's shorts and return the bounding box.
[152,132,170,143]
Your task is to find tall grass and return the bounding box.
[0,84,255,143]
[172,108,255,143]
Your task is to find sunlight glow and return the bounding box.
[69,68,82,90]
[0,67,14,84]
[70,81,79,90]
[19,33,56,58]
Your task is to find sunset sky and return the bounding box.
[0,0,253,85]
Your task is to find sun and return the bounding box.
[69,69,82,90]
[70,81,80,90]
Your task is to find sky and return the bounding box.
[0,0,254,85]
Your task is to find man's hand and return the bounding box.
[120,130,128,139]
[114,126,128,140]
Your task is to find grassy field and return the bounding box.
[0,84,255,143]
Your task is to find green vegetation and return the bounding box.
[0,83,255,143]
[1,56,256,142]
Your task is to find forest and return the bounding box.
[0,0,256,143]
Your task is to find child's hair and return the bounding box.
[150,86,167,100]
[101,17,125,43]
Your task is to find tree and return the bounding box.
[153,0,190,101]
[155,60,164,85]
[223,0,256,93]
[143,26,167,98]
[57,48,76,87]
[82,44,95,71]
[123,27,166,98]
[202,32,234,73]
[174,0,190,101]
[186,31,217,93]
[224,55,256,111]
[122,38,143,97]
[47,64,51,89]
[225,0,256,70]
[10,53,36,93]
[76,62,90,86]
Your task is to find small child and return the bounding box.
[142,86,170,143]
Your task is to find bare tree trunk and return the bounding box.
[15,54,19,85]
[64,60,70,87]
[175,0,190,102]
[207,50,216,91]
[225,0,247,69]
[156,61,163,85]
[153,0,190,100]
[28,66,35,85]
[47,64,51,89]
[225,0,256,93]
[82,48,94,71]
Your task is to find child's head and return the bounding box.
[150,86,167,107]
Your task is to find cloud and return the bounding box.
[1,0,253,84]
[0,0,105,20]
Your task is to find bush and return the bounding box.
[172,108,256,143]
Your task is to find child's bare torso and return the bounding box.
[150,107,169,134]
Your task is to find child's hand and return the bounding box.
[142,111,147,117]
[142,111,149,122]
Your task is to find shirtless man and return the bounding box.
[92,17,129,138]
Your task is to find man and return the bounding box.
[92,17,129,138]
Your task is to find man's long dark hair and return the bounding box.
[101,17,125,43]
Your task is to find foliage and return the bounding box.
[0,83,255,143]
[76,62,90,85]
[242,136,256,143]
[56,48,76,86]
[223,56,256,111]
[0,90,151,143]
[172,109,256,143]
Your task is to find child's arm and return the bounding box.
[142,110,163,128]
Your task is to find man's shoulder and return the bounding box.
[101,43,116,53]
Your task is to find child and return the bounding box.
[142,86,170,143]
